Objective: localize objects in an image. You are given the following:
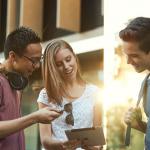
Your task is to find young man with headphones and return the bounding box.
[0,27,61,150]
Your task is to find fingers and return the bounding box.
[36,107,63,123]
[81,138,96,150]
[124,107,142,125]
[46,106,62,114]
[46,108,62,121]
[63,140,80,150]
[63,140,101,150]
[46,106,63,113]
[124,107,133,124]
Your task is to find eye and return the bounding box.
[31,57,40,61]
[66,56,71,62]
[130,54,139,58]
[56,62,62,67]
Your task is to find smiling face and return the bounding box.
[122,41,150,72]
[55,48,78,82]
[10,43,42,77]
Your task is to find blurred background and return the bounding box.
[0,0,150,149]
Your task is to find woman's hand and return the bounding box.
[81,139,103,150]
[61,140,80,150]
[81,145,103,150]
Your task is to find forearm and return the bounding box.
[0,112,37,139]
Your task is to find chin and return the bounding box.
[136,70,142,73]
[24,73,30,77]
[135,68,145,73]
[65,76,75,81]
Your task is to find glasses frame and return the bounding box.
[23,55,43,66]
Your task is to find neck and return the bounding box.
[65,78,85,92]
[64,79,86,101]
[66,77,84,88]
[66,78,77,87]
[2,60,13,72]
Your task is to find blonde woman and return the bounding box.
[37,39,103,150]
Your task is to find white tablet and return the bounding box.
[65,126,106,147]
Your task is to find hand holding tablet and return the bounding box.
[65,126,106,148]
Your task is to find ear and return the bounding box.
[8,51,17,62]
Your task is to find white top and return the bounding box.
[37,84,100,149]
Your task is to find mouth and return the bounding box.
[131,64,138,68]
[65,69,73,75]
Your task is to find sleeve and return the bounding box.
[0,81,5,112]
[37,88,60,110]
[90,84,102,105]
[37,88,49,105]
[0,82,3,107]
[0,82,3,106]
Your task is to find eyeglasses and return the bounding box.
[64,103,74,126]
[23,55,43,66]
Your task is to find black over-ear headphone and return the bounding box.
[6,71,28,90]
[0,68,28,90]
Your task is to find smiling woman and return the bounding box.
[37,39,103,150]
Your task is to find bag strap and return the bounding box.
[136,73,150,107]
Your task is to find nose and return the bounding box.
[126,56,132,64]
[63,62,69,70]
[32,62,41,69]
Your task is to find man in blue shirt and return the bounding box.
[119,17,150,150]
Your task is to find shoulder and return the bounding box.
[39,88,47,95]
[0,75,7,105]
[85,83,102,102]
[37,88,49,104]
[82,83,101,99]
[0,75,3,94]
[86,83,100,94]
[0,74,6,82]
[0,74,8,89]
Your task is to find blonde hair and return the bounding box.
[42,39,83,104]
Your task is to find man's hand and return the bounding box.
[124,107,142,129]
[33,107,62,124]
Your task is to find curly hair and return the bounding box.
[119,17,150,54]
[4,26,41,59]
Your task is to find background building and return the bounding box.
[2,0,149,149]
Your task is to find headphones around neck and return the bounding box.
[6,71,28,90]
[0,67,28,90]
